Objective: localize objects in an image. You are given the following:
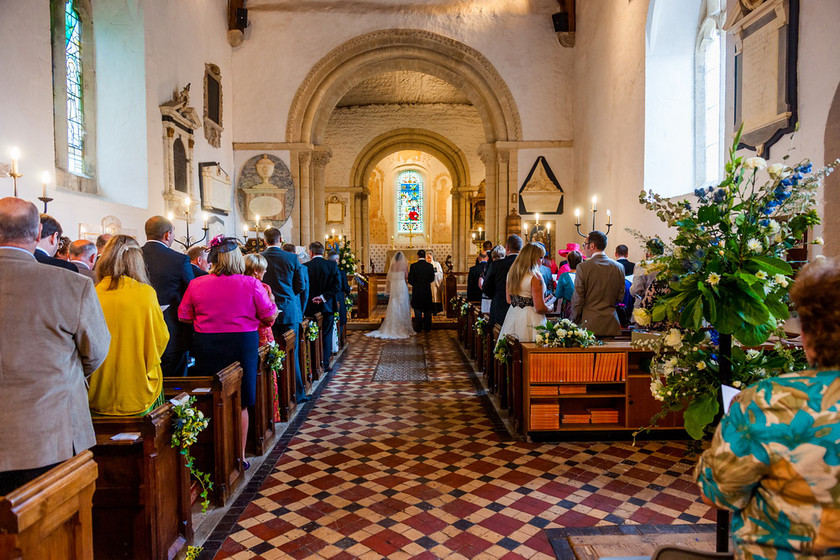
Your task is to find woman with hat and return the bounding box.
[557,242,582,275]
[179,236,278,469]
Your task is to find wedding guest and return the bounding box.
[426,250,444,315]
[482,235,522,327]
[534,242,555,292]
[543,254,559,276]
[554,250,581,317]
[328,250,352,345]
[482,240,493,254]
[142,216,194,377]
[497,243,550,343]
[69,239,97,282]
[467,251,489,301]
[0,198,109,494]
[188,245,210,277]
[557,242,581,275]
[696,257,840,560]
[88,235,169,416]
[570,231,626,336]
[55,236,71,261]
[304,241,340,371]
[615,244,635,276]
[34,214,78,272]
[244,253,276,346]
[95,233,112,258]
[179,237,278,469]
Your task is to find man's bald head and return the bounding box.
[145,216,174,245]
[0,198,41,251]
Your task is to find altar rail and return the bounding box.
[0,451,97,560]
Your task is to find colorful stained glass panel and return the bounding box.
[397,170,423,234]
[65,0,84,175]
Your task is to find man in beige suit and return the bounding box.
[571,231,627,336]
[0,198,110,494]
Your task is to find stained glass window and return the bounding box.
[65,0,85,175]
[397,170,423,234]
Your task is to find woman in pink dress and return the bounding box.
[245,253,282,422]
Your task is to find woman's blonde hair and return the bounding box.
[507,243,545,296]
[244,253,268,277]
[95,235,150,290]
[211,248,245,276]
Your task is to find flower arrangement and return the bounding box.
[306,322,319,341]
[632,126,836,438]
[494,337,512,365]
[534,319,601,348]
[265,342,286,372]
[170,396,212,513]
[633,329,807,439]
[185,546,202,560]
[336,238,358,276]
[449,295,470,317]
[474,315,488,337]
[460,300,471,317]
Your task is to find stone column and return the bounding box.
[298,151,312,245]
[451,190,462,272]
[497,149,511,238]
[478,145,498,243]
[359,189,370,271]
[311,148,332,242]
[353,192,362,268]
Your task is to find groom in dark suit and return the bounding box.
[304,241,340,371]
[407,249,436,333]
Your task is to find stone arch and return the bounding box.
[286,29,522,145]
[350,129,470,192]
[823,81,840,259]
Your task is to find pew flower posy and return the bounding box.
[534,319,601,348]
[494,337,512,365]
[474,315,488,337]
[265,342,286,372]
[170,396,213,513]
[306,322,319,342]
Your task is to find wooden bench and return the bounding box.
[90,400,193,560]
[484,321,496,390]
[311,312,325,380]
[0,451,97,560]
[248,346,278,457]
[299,319,313,394]
[164,364,244,507]
[273,328,298,422]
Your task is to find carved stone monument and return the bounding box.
[726,0,798,155]
[237,154,295,228]
[518,156,564,215]
[160,84,202,216]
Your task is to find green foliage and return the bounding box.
[306,322,319,342]
[493,337,512,365]
[265,342,286,372]
[170,396,213,513]
[534,319,602,348]
[474,315,488,337]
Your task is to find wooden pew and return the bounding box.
[484,321,496,390]
[465,304,476,355]
[444,274,458,318]
[356,274,377,319]
[163,364,244,507]
[493,324,510,409]
[508,336,525,433]
[0,451,97,560]
[90,399,193,560]
[475,312,488,373]
[299,319,313,394]
[248,346,278,456]
[274,328,298,422]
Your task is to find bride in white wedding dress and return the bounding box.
[366,252,415,339]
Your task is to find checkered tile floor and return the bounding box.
[212,331,713,559]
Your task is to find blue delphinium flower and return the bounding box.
[796,162,812,174]
[695,188,707,199]
[713,189,727,203]
[709,329,720,346]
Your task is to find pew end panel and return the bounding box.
[275,328,298,422]
[90,398,193,560]
[248,346,278,457]
[0,451,98,560]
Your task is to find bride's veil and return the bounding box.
[387,252,408,280]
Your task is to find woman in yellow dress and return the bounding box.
[88,235,170,416]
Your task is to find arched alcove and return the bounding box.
[287,29,521,145]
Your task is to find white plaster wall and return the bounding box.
[0,0,234,245]
[572,0,668,261]
[231,7,573,142]
[324,104,485,188]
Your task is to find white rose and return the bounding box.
[747,239,762,252]
[767,163,785,179]
[745,157,767,170]
[774,274,789,288]
[664,328,683,350]
[632,308,651,326]
[814,236,825,245]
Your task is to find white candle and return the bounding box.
[202,212,208,227]
[523,222,528,231]
[331,228,335,236]
[41,171,50,197]
[591,196,597,212]
[255,214,260,229]
[607,209,612,221]
[472,233,476,239]
[574,208,581,225]
[535,213,540,224]
[10,147,20,175]
[244,224,249,234]
[546,221,551,231]
[167,211,174,221]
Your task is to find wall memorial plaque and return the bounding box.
[726,0,798,156]
[236,154,295,228]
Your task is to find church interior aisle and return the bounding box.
[212,331,713,559]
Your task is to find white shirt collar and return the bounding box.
[591,251,605,257]
[71,259,91,270]
[147,240,169,247]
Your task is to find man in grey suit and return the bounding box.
[0,198,110,494]
[571,231,627,336]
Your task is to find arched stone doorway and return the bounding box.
[285,29,521,268]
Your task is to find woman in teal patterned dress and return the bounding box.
[696,258,840,560]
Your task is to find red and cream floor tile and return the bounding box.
[212,331,712,559]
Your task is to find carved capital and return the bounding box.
[497,149,511,165]
[298,151,312,167]
[477,145,497,166]
[312,149,332,169]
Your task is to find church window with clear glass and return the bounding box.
[397,170,423,233]
[65,0,85,175]
[695,11,725,188]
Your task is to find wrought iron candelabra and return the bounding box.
[574,196,612,238]
[170,198,209,250]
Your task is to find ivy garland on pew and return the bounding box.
[474,315,488,337]
[306,322,319,342]
[460,300,471,317]
[534,319,601,348]
[170,396,212,513]
[265,341,286,371]
[185,546,202,560]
